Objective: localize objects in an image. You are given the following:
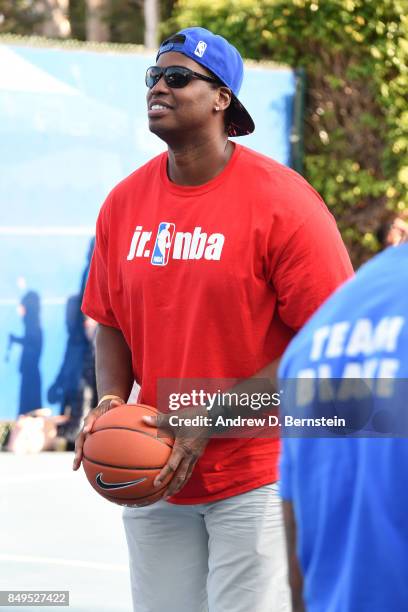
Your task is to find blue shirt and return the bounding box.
[279,244,408,612]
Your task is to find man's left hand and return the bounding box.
[143,405,211,498]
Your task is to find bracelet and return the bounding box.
[97,394,125,408]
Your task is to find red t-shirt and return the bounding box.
[82,143,353,504]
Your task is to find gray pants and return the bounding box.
[123,483,290,612]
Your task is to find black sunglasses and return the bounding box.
[145,65,220,89]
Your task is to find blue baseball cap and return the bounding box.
[156,27,255,137]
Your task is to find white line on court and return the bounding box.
[0,554,128,572]
[0,226,94,236]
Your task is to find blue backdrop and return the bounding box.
[0,41,296,419]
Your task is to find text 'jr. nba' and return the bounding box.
[127,222,225,265]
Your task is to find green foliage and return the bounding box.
[69,0,86,40]
[67,0,143,43]
[107,0,144,44]
[163,0,408,265]
[0,1,43,34]
[69,0,177,44]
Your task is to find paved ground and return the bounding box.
[0,452,132,611]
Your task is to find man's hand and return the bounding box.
[143,405,211,498]
[72,397,124,471]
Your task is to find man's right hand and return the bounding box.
[72,397,124,471]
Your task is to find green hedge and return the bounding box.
[163,0,408,265]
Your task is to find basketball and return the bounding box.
[82,404,174,506]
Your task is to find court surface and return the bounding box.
[0,452,132,611]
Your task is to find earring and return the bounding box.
[215,106,220,111]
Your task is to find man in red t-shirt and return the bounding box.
[73,26,353,612]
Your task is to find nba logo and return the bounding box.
[194,41,207,58]
[151,222,175,266]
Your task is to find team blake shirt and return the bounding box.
[82,143,353,504]
[279,244,408,612]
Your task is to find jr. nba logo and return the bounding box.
[151,222,176,266]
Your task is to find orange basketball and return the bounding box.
[82,404,174,507]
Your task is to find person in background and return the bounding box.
[48,239,97,449]
[9,291,43,415]
[279,243,408,612]
[47,295,93,449]
[376,214,408,248]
